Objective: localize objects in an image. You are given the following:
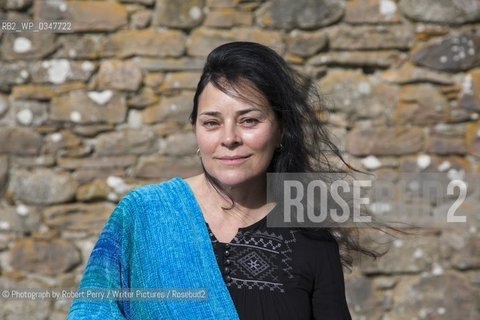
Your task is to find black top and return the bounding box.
[206,213,352,320]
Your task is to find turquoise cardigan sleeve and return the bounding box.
[66,196,131,319]
[66,178,239,320]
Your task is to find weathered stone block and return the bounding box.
[1,33,58,61]
[71,124,115,138]
[393,101,447,126]
[393,84,449,126]
[12,100,49,127]
[134,155,202,179]
[0,95,8,118]
[141,91,194,124]
[97,60,142,91]
[8,169,78,205]
[144,73,165,89]
[309,51,406,68]
[345,0,401,24]
[127,88,160,108]
[0,277,51,319]
[345,273,386,320]
[11,83,85,101]
[426,136,467,155]
[104,29,186,58]
[466,121,480,158]
[381,62,454,85]
[0,156,7,195]
[256,0,344,29]
[72,169,125,185]
[153,122,183,137]
[131,9,152,29]
[204,8,252,28]
[34,0,128,32]
[55,34,106,60]
[0,127,43,156]
[43,202,114,233]
[10,155,56,168]
[433,122,467,137]
[399,154,472,174]
[161,132,197,156]
[459,68,480,111]
[359,234,438,274]
[412,34,480,72]
[12,85,55,101]
[346,126,425,156]
[206,0,237,8]
[9,238,81,276]
[2,0,33,10]
[187,27,284,57]
[58,155,137,170]
[29,60,96,85]
[389,273,478,319]
[317,70,397,123]
[440,232,480,270]
[329,25,414,50]
[286,30,327,58]
[0,205,41,233]
[43,129,82,155]
[50,90,127,124]
[159,72,202,92]
[0,62,29,92]
[153,0,205,29]
[76,180,111,202]
[95,128,157,156]
[397,155,474,207]
[134,57,205,71]
[118,0,155,5]
[399,0,480,24]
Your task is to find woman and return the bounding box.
[67,42,374,319]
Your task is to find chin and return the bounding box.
[208,170,260,188]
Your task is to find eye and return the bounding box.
[202,120,219,128]
[241,118,259,126]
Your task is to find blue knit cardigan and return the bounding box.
[67,177,240,319]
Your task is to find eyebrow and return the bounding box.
[199,108,263,117]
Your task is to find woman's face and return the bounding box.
[194,82,282,188]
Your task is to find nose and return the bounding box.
[221,121,241,149]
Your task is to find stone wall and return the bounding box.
[0,0,479,319]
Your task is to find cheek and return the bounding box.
[195,131,216,152]
[244,130,278,151]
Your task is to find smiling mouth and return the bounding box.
[216,155,251,164]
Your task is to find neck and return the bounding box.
[201,174,272,225]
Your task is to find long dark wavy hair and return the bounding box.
[189,41,390,270]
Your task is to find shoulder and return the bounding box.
[296,228,337,244]
[293,228,341,263]
[287,228,339,258]
[121,176,187,205]
[108,177,191,228]
[108,177,190,221]
[286,228,342,278]
[293,229,345,277]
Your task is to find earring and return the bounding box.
[276,143,284,152]
[196,148,200,156]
